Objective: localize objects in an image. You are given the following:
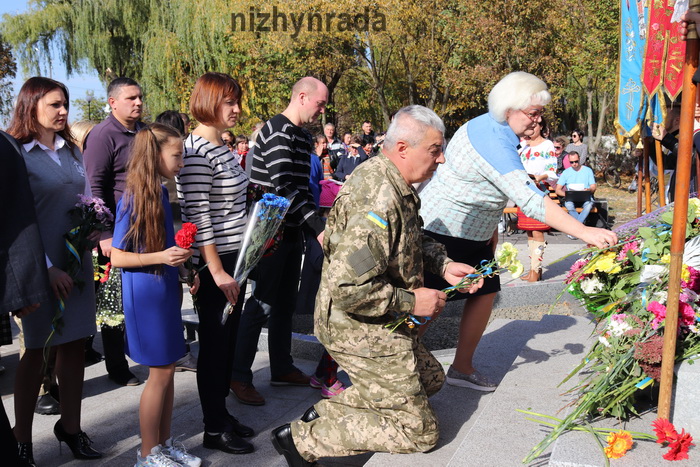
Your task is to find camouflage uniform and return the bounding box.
[291,153,452,461]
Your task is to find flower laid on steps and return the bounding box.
[604,430,633,459]
[653,418,695,461]
[522,199,700,463]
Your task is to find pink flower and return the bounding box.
[679,302,696,327]
[682,266,700,292]
[566,259,589,284]
[648,301,666,329]
[616,240,639,261]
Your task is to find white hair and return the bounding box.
[488,72,551,123]
[383,105,445,151]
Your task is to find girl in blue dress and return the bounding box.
[111,123,201,467]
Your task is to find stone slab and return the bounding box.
[447,315,596,466]
[366,317,542,466]
[671,358,700,435]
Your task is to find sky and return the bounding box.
[2,1,107,121]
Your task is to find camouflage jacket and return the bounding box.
[315,153,452,357]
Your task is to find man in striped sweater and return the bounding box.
[230,77,328,406]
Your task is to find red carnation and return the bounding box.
[100,262,112,283]
[175,223,197,249]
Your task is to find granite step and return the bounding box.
[445,314,596,466]
[365,317,545,467]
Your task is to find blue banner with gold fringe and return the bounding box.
[615,0,648,145]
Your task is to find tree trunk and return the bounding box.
[593,92,610,154]
[586,76,595,162]
[401,50,415,105]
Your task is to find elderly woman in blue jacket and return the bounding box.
[420,71,617,392]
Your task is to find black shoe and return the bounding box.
[84,348,103,367]
[301,406,320,423]
[48,384,60,402]
[203,431,254,454]
[35,394,60,415]
[108,369,140,386]
[54,420,102,460]
[271,424,316,466]
[18,441,37,467]
[227,414,254,438]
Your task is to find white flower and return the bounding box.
[581,277,604,294]
[640,264,668,283]
[683,235,700,269]
[689,325,699,334]
[598,336,611,347]
[652,291,668,304]
[608,319,632,337]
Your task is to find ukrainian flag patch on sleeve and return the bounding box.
[366,211,388,229]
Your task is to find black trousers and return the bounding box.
[195,252,245,433]
[1,399,19,465]
[97,250,130,376]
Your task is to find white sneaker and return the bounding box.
[135,445,183,467]
[162,437,201,467]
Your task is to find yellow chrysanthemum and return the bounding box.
[660,254,671,264]
[585,251,621,274]
[682,264,691,283]
[604,430,633,459]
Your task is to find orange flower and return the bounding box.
[604,430,633,459]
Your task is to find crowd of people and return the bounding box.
[1,70,617,467]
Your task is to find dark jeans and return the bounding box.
[231,228,303,383]
[196,252,244,433]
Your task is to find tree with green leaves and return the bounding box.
[0,35,16,121]
[74,90,108,122]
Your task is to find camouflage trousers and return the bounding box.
[291,338,445,462]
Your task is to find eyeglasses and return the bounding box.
[554,146,562,150]
[520,109,544,121]
[571,134,579,138]
[570,160,580,164]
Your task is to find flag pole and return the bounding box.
[658,3,700,420]
[656,140,666,206]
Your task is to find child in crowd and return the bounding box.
[110,123,201,467]
[233,134,249,169]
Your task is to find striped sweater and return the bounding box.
[249,113,325,235]
[176,134,248,260]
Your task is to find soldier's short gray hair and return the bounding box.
[383,105,445,151]
[488,71,551,123]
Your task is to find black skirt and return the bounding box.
[423,230,501,301]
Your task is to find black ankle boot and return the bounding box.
[18,442,37,467]
[54,420,102,460]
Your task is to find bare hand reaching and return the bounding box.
[577,226,618,249]
[443,262,484,294]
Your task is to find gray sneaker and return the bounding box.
[446,366,497,392]
[174,353,197,372]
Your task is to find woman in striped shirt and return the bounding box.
[176,72,254,455]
